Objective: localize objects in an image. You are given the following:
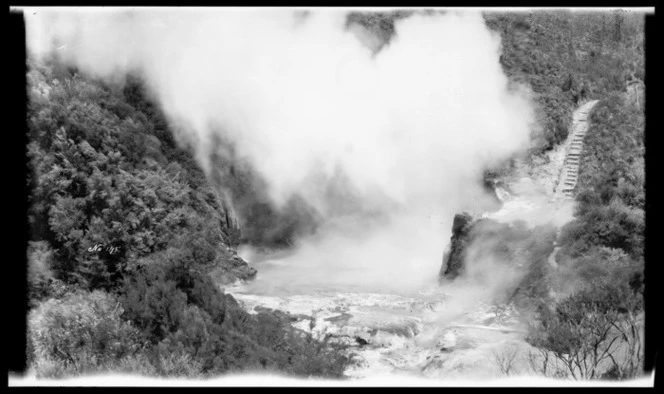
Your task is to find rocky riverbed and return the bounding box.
[226,271,531,381]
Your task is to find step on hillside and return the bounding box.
[556,100,599,198]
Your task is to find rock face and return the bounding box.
[207,135,321,249]
[209,249,258,285]
[438,214,514,282]
[439,212,477,280]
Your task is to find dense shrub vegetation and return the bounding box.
[484,10,644,153]
[26,58,350,379]
[549,92,645,302]
[529,94,646,381]
[559,95,645,262]
[526,276,643,380]
[501,12,646,379]
[27,61,243,289]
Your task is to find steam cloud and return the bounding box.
[25,8,537,294]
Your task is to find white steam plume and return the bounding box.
[25,8,536,294]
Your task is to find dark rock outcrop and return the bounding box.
[438,211,558,309]
[439,212,477,280]
[209,250,257,285]
[207,133,321,249]
[483,169,511,206]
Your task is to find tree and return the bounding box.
[493,343,520,376]
[526,281,643,380]
[119,264,188,344]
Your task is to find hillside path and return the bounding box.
[554,100,600,199]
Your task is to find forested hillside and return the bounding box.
[484,10,644,153]
[483,11,646,380]
[25,58,350,379]
[524,92,646,380]
[437,10,646,380]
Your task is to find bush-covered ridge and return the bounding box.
[26,58,351,379]
[525,56,645,382]
[27,60,247,288]
[484,11,644,154]
[555,92,645,297]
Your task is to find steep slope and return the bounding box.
[484,11,644,156]
[25,59,351,379]
[26,60,255,289]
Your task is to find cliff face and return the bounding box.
[207,133,321,249]
[439,214,518,281]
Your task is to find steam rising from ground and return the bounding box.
[26,8,536,293]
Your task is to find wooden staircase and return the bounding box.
[555,100,599,199]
